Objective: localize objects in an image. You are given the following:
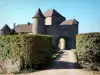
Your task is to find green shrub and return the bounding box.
[10,29,17,35]
[76,32,100,71]
[0,34,52,70]
[52,50,62,60]
[52,44,59,54]
[72,49,77,59]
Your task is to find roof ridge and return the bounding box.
[60,19,79,25]
[44,9,64,17]
[19,23,33,25]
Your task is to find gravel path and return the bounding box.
[16,50,100,75]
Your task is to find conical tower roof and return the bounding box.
[0,24,11,31]
[44,9,64,17]
[32,8,45,18]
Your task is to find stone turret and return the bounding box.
[32,8,45,34]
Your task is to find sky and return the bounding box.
[0,0,100,33]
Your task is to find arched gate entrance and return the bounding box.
[56,36,70,50]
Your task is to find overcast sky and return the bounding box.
[0,0,100,33]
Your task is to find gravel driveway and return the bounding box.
[8,50,100,75]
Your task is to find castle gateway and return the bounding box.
[0,8,79,49]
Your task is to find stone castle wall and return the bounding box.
[45,17,65,25]
[46,24,78,49]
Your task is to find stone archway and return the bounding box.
[56,36,69,50]
[58,38,65,50]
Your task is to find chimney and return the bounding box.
[13,23,16,28]
[27,22,30,25]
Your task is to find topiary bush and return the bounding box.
[76,32,100,71]
[0,34,52,73]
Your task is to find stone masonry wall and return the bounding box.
[46,24,78,49]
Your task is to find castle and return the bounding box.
[0,8,79,49]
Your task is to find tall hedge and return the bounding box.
[0,34,52,68]
[76,32,100,71]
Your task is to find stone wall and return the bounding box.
[45,17,65,25]
[46,24,78,49]
[45,17,52,25]
[0,31,4,35]
[0,56,24,74]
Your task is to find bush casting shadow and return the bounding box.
[49,61,82,69]
[48,51,82,69]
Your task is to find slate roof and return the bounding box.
[14,19,79,33]
[44,9,64,17]
[0,24,11,31]
[60,19,79,25]
[14,23,32,33]
[32,8,45,18]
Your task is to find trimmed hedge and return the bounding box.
[0,34,52,68]
[76,32,100,71]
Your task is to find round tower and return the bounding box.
[32,8,45,34]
